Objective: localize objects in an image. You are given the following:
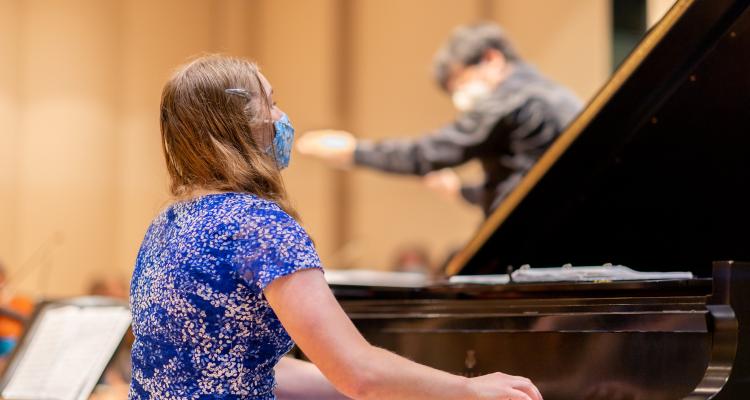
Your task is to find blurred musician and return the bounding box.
[391,245,432,273]
[0,260,34,373]
[298,22,582,215]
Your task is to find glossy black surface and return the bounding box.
[459,0,750,276]
[335,262,749,399]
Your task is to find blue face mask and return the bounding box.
[269,113,294,169]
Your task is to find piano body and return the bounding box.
[331,0,750,399]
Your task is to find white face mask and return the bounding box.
[451,80,492,112]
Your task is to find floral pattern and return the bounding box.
[129,193,322,399]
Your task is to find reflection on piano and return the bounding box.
[330,1,750,398]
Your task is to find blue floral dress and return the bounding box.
[129,192,322,399]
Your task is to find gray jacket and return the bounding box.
[354,63,582,215]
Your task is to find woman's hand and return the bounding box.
[296,129,356,169]
[467,372,543,400]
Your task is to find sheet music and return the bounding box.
[325,270,428,287]
[2,305,131,400]
[448,265,693,284]
[509,265,693,282]
[448,274,511,285]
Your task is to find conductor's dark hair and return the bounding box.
[433,22,520,90]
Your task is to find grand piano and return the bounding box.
[330,0,750,398]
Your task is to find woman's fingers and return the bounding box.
[513,379,542,400]
[469,372,541,400]
[505,388,533,400]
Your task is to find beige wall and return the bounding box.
[3,0,121,297]
[0,0,611,297]
[491,0,611,101]
[116,0,223,297]
[0,0,21,276]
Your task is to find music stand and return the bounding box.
[0,296,131,400]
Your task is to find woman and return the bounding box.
[129,54,543,400]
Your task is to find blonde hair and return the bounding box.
[160,54,297,219]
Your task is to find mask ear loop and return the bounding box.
[250,73,279,146]
[225,87,277,165]
[227,85,278,157]
[226,88,273,121]
[226,88,269,122]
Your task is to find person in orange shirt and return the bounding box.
[0,260,35,361]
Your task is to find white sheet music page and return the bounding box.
[324,270,428,287]
[1,305,131,400]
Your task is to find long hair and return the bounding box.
[160,54,298,219]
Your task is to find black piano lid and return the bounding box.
[447,0,750,277]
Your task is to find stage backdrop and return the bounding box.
[0,0,630,297]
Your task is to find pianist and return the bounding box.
[297,22,582,215]
[128,54,542,400]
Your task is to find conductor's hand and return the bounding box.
[296,129,356,169]
[423,168,462,201]
[468,372,543,400]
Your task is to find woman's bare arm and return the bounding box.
[265,269,542,400]
[274,356,350,399]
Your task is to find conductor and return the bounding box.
[297,22,582,215]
